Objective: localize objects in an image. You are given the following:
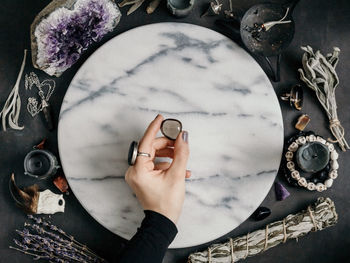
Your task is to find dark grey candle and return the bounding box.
[296,142,330,173]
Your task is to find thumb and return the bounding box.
[169,131,189,176]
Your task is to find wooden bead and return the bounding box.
[288,142,299,152]
[291,170,300,180]
[287,161,295,171]
[331,160,339,170]
[298,177,307,187]
[307,182,316,191]
[297,136,306,145]
[316,136,326,144]
[330,151,339,160]
[324,178,333,188]
[327,143,335,152]
[316,183,325,192]
[329,170,338,179]
[285,151,293,161]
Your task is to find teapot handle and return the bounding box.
[284,0,300,15]
[263,54,281,82]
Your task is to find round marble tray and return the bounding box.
[58,23,284,248]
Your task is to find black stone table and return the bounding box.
[0,0,349,262]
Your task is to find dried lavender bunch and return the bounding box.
[10,215,108,263]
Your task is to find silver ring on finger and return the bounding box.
[137,152,151,158]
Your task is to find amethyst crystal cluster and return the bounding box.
[32,0,121,76]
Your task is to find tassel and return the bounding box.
[9,173,39,214]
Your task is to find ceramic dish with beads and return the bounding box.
[283,131,339,192]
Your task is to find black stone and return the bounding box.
[305,131,316,137]
[316,169,328,183]
[285,174,300,187]
[309,176,320,184]
[286,134,299,145]
[324,163,331,172]
[283,167,300,187]
[251,206,271,221]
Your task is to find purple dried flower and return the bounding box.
[11,220,108,263]
[13,239,22,247]
[23,237,31,244]
[33,0,121,76]
[50,225,58,231]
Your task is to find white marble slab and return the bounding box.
[58,23,284,248]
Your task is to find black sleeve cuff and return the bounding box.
[118,210,178,263]
[143,210,178,245]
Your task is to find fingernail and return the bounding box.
[182,131,188,143]
[154,114,159,120]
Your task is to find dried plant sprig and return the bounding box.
[298,46,349,151]
[0,49,27,131]
[18,227,96,262]
[10,216,108,263]
[27,215,100,259]
[118,0,162,15]
[14,229,93,262]
[188,197,338,263]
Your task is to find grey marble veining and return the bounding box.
[58,23,284,248]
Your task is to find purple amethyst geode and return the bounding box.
[31,0,121,76]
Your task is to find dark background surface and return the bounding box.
[0,0,349,262]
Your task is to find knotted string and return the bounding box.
[229,238,235,263]
[328,119,345,144]
[208,247,211,263]
[264,225,269,251]
[244,233,249,259]
[282,219,287,243]
[308,206,318,231]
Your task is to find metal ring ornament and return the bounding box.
[128,141,152,166]
[280,84,304,111]
[283,133,339,192]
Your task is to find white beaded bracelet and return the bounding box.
[285,134,338,192]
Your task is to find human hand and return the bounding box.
[125,114,190,224]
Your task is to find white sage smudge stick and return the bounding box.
[188,197,337,263]
[0,49,27,131]
[298,46,349,151]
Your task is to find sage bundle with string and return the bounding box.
[298,46,349,151]
[188,197,337,263]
